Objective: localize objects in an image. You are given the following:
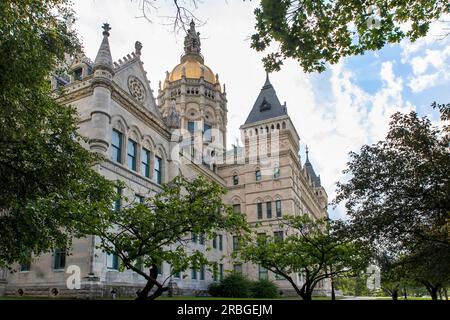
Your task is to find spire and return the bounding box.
[244,72,287,125]
[305,145,310,163]
[304,145,321,187]
[263,72,271,88]
[93,23,114,74]
[182,20,203,63]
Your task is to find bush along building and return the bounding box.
[1,22,329,298]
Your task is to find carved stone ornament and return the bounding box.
[128,76,146,102]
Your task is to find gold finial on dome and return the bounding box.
[165,20,220,87]
[184,20,201,57]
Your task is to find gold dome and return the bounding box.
[168,55,218,85]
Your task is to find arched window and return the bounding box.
[282,122,286,129]
[273,164,281,179]
[255,169,261,181]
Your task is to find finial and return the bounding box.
[305,145,310,161]
[183,18,201,57]
[263,71,271,87]
[102,23,111,37]
[135,41,142,56]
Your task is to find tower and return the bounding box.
[157,21,228,170]
[89,23,115,155]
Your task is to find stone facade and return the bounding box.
[2,22,329,298]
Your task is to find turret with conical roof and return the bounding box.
[93,23,114,76]
[89,23,115,155]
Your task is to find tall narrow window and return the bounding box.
[212,235,217,249]
[20,252,31,272]
[273,166,280,179]
[188,121,195,135]
[233,236,240,251]
[213,264,218,281]
[127,139,137,171]
[232,175,239,185]
[266,202,272,219]
[276,200,282,218]
[257,203,263,220]
[141,148,151,178]
[219,235,223,251]
[113,186,122,211]
[192,233,198,243]
[219,264,224,280]
[107,253,119,270]
[255,170,261,181]
[200,265,205,280]
[154,156,162,184]
[191,267,197,280]
[111,129,122,163]
[258,265,268,280]
[233,204,241,214]
[54,248,66,270]
[203,123,212,142]
[199,233,205,245]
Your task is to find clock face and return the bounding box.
[128,76,146,102]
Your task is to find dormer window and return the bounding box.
[72,68,82,81]
[260,97,271,111]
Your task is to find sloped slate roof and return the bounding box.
[244,74,287,125]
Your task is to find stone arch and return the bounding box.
[142,135,156,151]
[282,121,286,129]
[111,114,128,133]
[231,196,243,205]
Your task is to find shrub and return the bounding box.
[251,279,279,298]
[208,272,253,298]
[221,272,253,298]
[208,282,222,297]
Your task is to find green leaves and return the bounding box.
[90,176,249,299]
[0,0,116,268]
[251,0,448,73]
[335,106,450,297]
[240,214,368,299]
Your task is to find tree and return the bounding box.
[335,106,450,300]
[0,0,116,267]
[139,1,448,73]
[251,0,448,72]
[240,215,368,301]
[86,176,248,301]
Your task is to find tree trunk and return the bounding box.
[136,280,155,301]
[331,277,336,301]
[301,293,312,301]
[391,289,398,301]
[430,287,439,301]
[135,264,159,301]
[443,288,448,300]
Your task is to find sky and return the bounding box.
[72,0,450,220]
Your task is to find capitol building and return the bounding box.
[1,21,329,298]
